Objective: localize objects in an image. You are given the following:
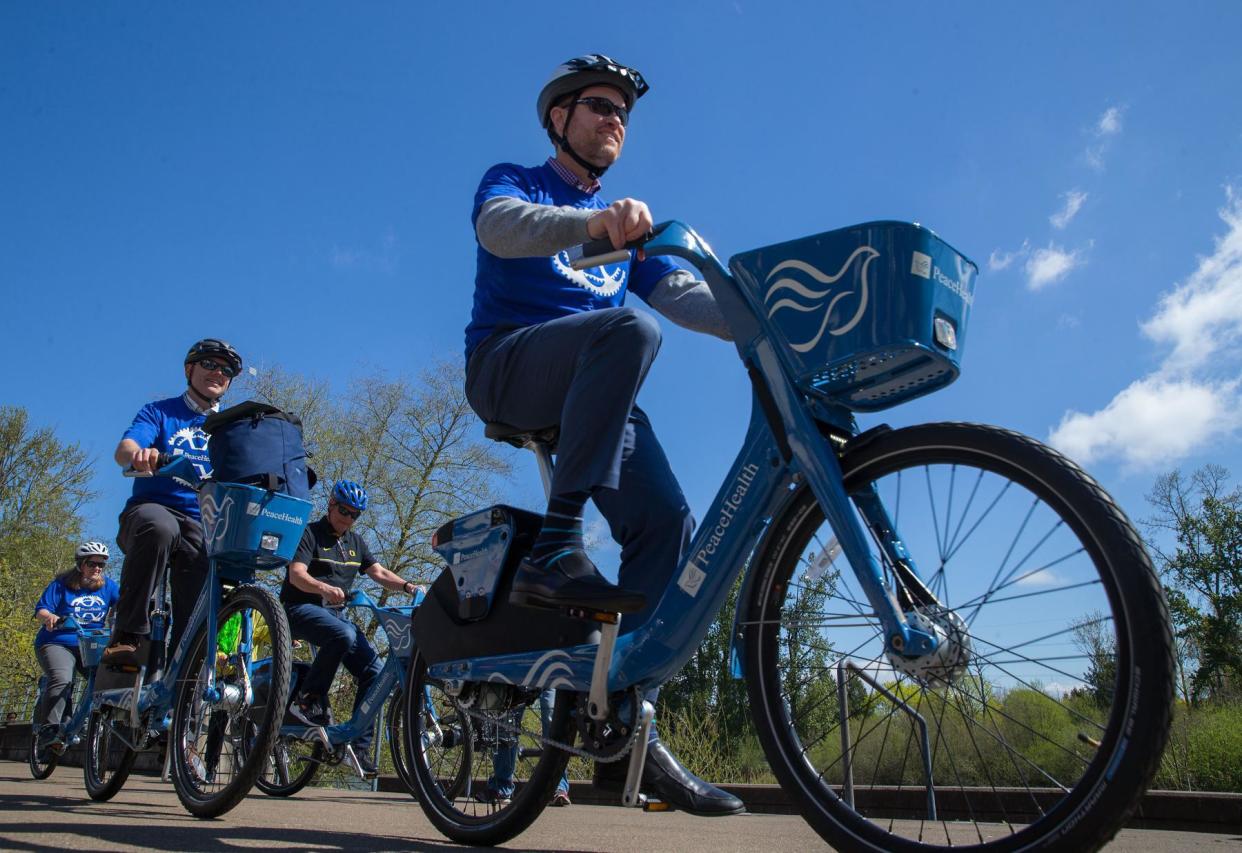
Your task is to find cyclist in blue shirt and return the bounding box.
[103,339,243,667]
[464,55,740,816]
[33,541,120,749]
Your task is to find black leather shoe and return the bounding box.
[593,739,745,817]
[509,551,646,614]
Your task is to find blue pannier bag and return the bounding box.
[203,400,316,499]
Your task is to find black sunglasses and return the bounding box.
[335,504,362,520]
[84,560,107,569]
[574,97,629,128]
[196,358,239,378]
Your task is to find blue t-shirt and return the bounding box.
[121,394,212,518]
[465,161,681,357]
[34,576,121,649]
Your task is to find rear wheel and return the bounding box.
[404,653,569,845]
[255,731,323,797]
[83,708,139,801]
[743,423,1174,851]
[169,584,291,818]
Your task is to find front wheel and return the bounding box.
[83,708,139,801]
[28,725,59,780]
[169,583,291,818]
[404,652,568,846]
[742,423,1174,852]
[386,688,415,797]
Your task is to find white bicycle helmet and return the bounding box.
[75,541,109,563]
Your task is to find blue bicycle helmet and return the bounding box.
[332,480,368,512]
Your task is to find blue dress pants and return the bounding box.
[285,602,383,752]
[464,307,695,637]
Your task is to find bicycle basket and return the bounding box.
[729,221,977,411]
[198,480,313,569]
[78,631,109,668]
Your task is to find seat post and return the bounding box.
[525,441,555,501]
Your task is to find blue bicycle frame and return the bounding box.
[429,220,976,694]
[93,455,309,741]
[34,617,109,742]
[277,587,423,747]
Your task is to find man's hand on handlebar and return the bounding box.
[587,198,653,250]
[321,585,346,606]
[130,447,164,474]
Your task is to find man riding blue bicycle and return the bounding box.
[281,479,423,778]
[462,53,740,816]
[103,338,242,668]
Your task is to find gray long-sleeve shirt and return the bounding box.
[476,196,732,341]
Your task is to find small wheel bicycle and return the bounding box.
[29,617,110,780]
[248,589,441,799]
[404,220,1175,850]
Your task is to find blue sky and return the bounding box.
[4,2,1241,572]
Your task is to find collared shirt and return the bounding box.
[545,156,600,194]
[280,517,379,607]
[181,390,220,415]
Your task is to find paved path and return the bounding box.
[0,762,1237,851]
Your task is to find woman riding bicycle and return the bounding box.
[32,540,119,750]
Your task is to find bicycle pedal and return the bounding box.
[643,798,675,813]
[563,605,620,624]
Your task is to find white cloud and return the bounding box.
[1025,243,1085,291]
[1050,189,1088,230]
[1049,377,1241,468]
[1014,569,1065,588]
[1096,107,1123,136]
[988,239,1029,272]
[329,228,400,274]
[1047,188,1242,468]
[1140,188,1242,373]
[1085,106,1125,169]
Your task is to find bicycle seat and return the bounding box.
[483,422,559,450]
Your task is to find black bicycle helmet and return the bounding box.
[184,338,243,376]
[537,54,649,180]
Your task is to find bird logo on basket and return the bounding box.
[763,246,879,353]
[199,491,235,546]
[551,251,626,297]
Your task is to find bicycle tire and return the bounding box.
[386,689,415,797]
[169,583,292,818]
[28,725,58,780]
[404,652,566,846]
[742,422,1174,852]
[83,708,138,801]
[255,731,323,797]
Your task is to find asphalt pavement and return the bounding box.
[0,762,1238,851]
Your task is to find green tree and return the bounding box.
[1146,465,1242,704]
[0,406,97,688]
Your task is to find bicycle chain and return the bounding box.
[455,691,641,765]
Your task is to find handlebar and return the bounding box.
[123,452,202,489]
[569,223,672,271]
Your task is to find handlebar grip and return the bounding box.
[123,451,174,478]
[570,231,654,271]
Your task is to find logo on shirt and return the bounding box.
[169,426,212,478]
[551,251,627,297]
[763,246,879,353]
[71,594,109,624]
